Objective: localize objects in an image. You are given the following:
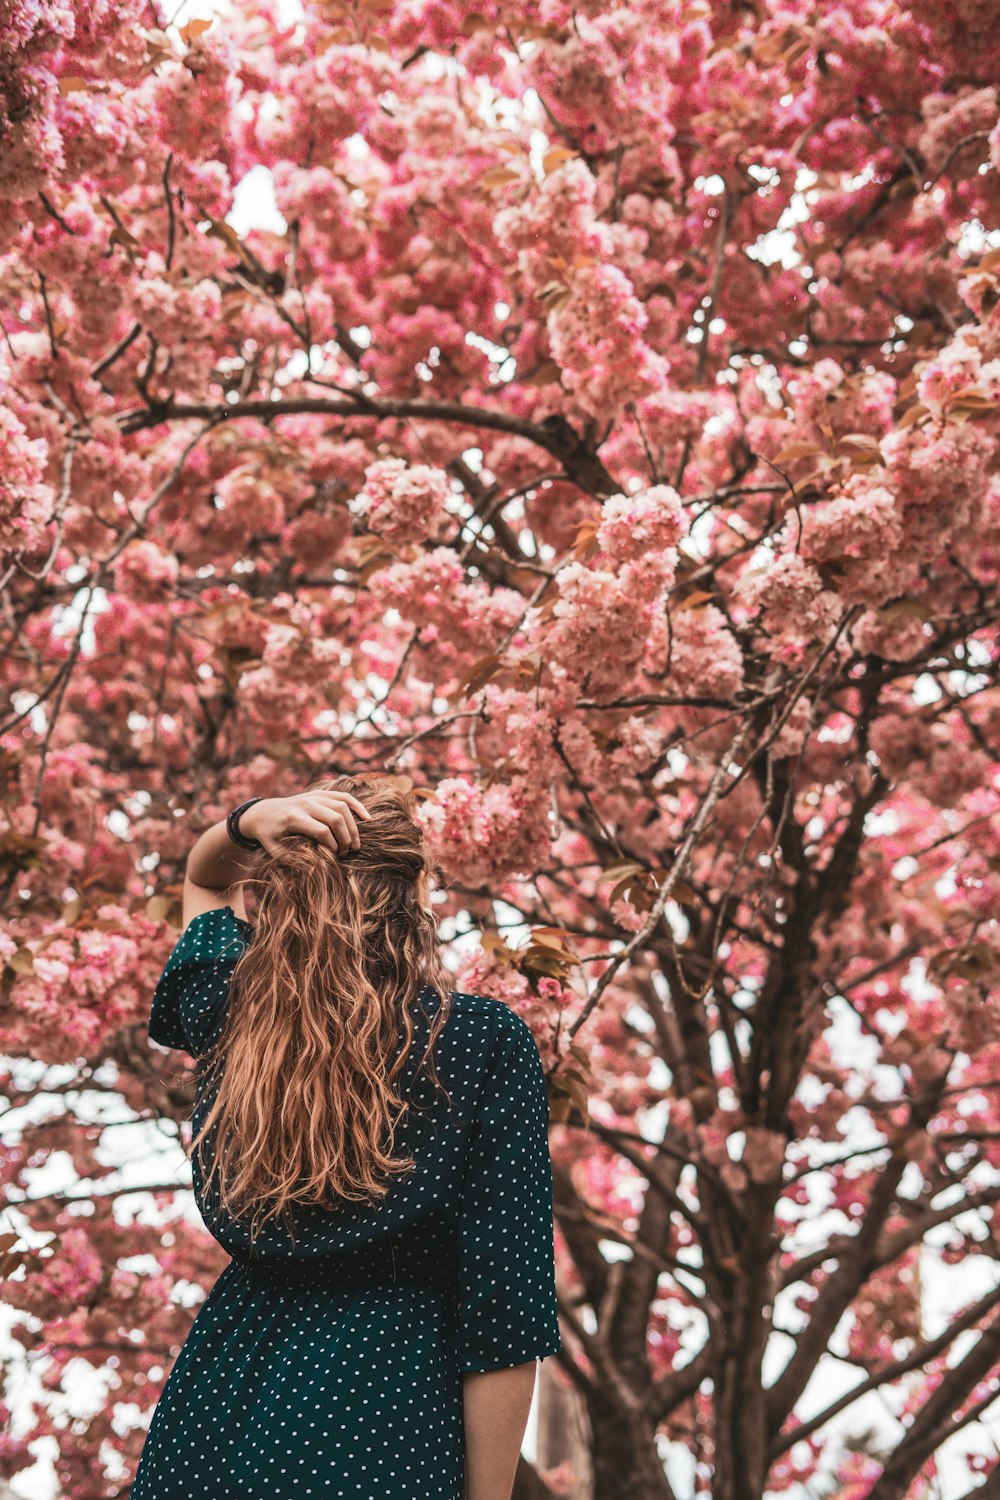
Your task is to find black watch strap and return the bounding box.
[227,796,264,851]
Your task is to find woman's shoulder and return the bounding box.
[172,904,251,962]
[420,985,538,1056]
[447,989,505,1019]
[420,983,516,1021]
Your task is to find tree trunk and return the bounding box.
[588,1392,676,1500]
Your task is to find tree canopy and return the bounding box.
[1,2,999,1497]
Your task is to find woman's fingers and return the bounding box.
[306,794,370,848]
[303,799,364,851]
[298,813,347,854]
[258,791,371,854]
[309,790,372,822]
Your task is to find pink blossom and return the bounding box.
[737,552,844,665]
[112,540,179,602]
[644,602,745,698]
[369,547,524,658]
[918,84,1000,175]
[416,774,551,885]
[536,553,675,696]
[0,403,54,557]
[548,263,666,420]
[596,484,684,564]
[352,456,453,544]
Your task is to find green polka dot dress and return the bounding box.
[130,906,562,1499]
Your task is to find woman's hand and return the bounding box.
[239,790,372,857]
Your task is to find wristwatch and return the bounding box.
[227,796,264,851]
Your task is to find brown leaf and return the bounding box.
[608,869,646,909]
[772,441,824,464]
[317,30,355,53]
[948,388,996,413]
[205,219,244,256]
[532,594,561,624]
[571,518,601,561]
[602,860,644,883]
[537,280,571,310]
[109,224,140,256]
[523,359,562,387]
[896,403,929,429]
[549,1073,590,1124]
[448,653,508,703]
[357,550,396,585]
[375,773,414,793]
[876,597,926,623]
[667,878,699,908]
[674,589,717,612]
[179,17,213,44]
[0,1246,33,1281]
[480,932,517,960]
[548,1094,573,1124]
[523,954,569,979]
[511,652,543,689]
[543,147,578,175]
[478,166,522,191]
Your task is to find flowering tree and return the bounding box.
[2,1,999,1497]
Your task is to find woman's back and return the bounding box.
[132,902,561,1500]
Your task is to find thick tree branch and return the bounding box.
[865,1305,1000,1500]
[769,1280,1000,1458]
[117,396,619,496]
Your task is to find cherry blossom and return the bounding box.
[1,2,998,1497]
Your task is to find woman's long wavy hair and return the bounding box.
[189,774,454,1244]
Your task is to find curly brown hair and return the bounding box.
[189,773,454,1244]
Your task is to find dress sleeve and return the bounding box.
[148,906,251,1058]
[456,1005,562,1373]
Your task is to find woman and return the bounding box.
[130,774,561,1500]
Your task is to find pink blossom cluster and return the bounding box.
[538,555,674,696]
[415,773,552,886]
[547,262,666,420]
[112,540,179,602]
[0,402,54,558]
[235,609,351,738]
[644,603,745,700]
[368,547,525,654]
[595,484,684,564]
[736,553,845,668]
[477,684,561,783]
[351,456,453,544]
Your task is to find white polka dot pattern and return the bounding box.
[131,906,562,1498]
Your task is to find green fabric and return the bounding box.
[132,906,561,1499]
